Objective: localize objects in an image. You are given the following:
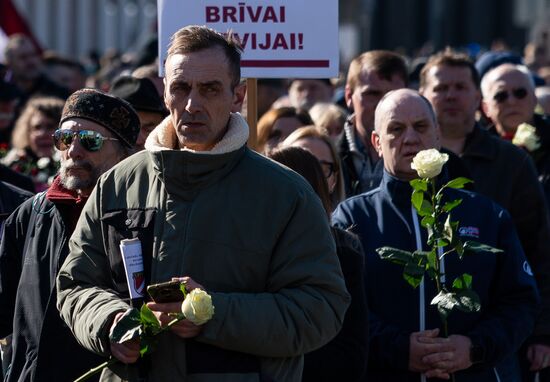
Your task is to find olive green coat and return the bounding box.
[56,115,350,382]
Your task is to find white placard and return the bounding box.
[120,238,145,299]
[157,0,339,78]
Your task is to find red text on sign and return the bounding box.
[206,4,286,23]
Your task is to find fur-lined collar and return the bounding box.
[144,113,249,155]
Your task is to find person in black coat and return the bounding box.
[270,146,369,381]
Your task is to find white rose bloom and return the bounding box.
[37,157,51,169]
[411,149,449,179]
[181,288,214,325]
[512,123,541,152]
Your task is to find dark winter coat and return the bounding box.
[332,170,540,382]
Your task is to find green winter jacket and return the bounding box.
[56,114,350,382]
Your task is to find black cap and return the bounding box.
[60,88,140,148]
[110,76,167,115]
[475,51,523,80]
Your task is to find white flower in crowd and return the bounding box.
[411,149,449,179]
[181,288,214,325]
[37,157,51,169]
[513,123,541,152]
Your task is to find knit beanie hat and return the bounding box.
[60,88,140,148]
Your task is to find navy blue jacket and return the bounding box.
[332,171,539,382]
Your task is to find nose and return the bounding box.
[66,134,86,160]
[403,126,420,143]
[185,88,203,114]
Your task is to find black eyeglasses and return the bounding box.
[319,160,335,179]
[492,88,528,104]
[53,129,119,152]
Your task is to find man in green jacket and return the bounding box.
[56,25,350,382]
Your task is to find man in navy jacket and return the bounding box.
[332,89,539,381]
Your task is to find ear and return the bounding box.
[231,83,247,113]
[481,99,491,120]
[371,130,382,157]
[344,84,353,111]
[163,77,169,110]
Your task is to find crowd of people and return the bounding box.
[0,23,550,382]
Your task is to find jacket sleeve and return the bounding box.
[56,182,130,356]
[197,187,351,358]
[509,154,550,338]
[0,198,33,337]
[467,207,540,366]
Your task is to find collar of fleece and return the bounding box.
[144,113,249,155]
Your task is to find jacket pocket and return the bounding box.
[101,208,156,296]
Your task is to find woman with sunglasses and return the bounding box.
[281,125,346,211]
[1,96,64,192]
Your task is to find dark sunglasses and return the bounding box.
[493,88,528,104]
[319,160,335,179]
[53,129,119,152]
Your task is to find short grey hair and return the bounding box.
[480,64,535,99]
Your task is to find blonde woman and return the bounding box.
[282,125,345,209]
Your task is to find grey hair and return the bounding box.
[480,64,535,99]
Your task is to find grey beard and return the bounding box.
[59,159,102,192]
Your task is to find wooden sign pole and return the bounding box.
[246,78,258,149]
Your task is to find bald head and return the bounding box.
[481,64,535,98]
[374,89,437,133]
[372,89,441,180]
[480,64,537,135]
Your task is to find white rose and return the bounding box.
[36,157,51,169]
[513,123,541,152]
[411,149,449,179]
[181,288,214,325]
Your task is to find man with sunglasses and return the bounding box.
[481,64,550,201]
[0,88,140,382]
[420,50,550,381]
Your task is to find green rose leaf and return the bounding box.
[376,247,414,265]
[427,249,438,271]
[431,290,455,320]
[454,289,481,313]
[403,261,425,289]
[443,199,462,212]
[443,214,454,243]
[452,273,473,291]
[421,215,435,228]
[411,189,424,213]
[109,308,142,344]
[463,241,504,254]
[140,304,161,332]
[410,178,428,192]
[444,177,473,190]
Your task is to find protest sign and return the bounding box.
[158,0,339,78]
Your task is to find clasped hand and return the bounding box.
[409,328,472,380]
[109,276,204,364]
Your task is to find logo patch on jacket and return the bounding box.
[459,226,480,238]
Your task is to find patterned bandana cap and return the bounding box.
[59,88,140,148]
